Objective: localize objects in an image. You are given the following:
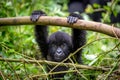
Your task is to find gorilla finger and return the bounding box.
[73,17,78,23]
[31,15,40,22]
[67,16,72,23]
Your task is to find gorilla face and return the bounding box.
[49,43,70,62]
[47,31,73,62]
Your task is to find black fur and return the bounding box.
[31,1,87,78]
[31,10,86,62]
[31,10,86,79]
[47,31,73,62]
[69,0,120,23]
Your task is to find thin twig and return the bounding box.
[0,58,109,72]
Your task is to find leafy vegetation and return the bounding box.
[0,0,120,80]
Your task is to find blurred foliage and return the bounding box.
[0,0,120,80]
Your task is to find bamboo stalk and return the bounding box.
[0,16,120,38]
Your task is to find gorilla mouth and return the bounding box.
[55,57,62,61]
[54,54,65,62]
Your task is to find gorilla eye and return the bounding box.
[51,44,57,48]
[61,43,66,48]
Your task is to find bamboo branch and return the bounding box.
[0,58,109,71]
[0,16,120,38]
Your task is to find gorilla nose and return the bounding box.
[57,48,62,54]
[57,50,61,53]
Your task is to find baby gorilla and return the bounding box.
[31,10,86,79]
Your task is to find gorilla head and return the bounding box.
[47,31,73,62]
